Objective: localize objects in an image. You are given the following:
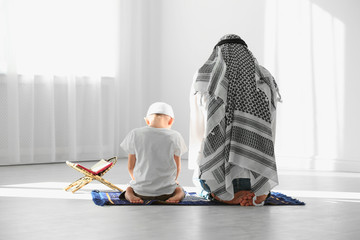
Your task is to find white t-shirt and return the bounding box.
[120,126,188,196]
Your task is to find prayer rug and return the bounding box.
[91,190,305,206]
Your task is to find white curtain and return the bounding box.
[0,74,120,164]
[0,0,158,165]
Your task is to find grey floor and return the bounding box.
[1,159,360,240]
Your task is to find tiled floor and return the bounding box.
[1,159,360,240]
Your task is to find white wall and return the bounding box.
[129,0,360,172]
[261,0,360,171]
[158,0,268,139]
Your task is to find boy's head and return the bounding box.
[145,102,174,128]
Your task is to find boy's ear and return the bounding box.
[144,117,150,125]
[168,118,174,126]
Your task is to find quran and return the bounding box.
[74,160,113,175]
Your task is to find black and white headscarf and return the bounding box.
[189,34,281,200]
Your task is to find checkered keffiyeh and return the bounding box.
[190,34,281,200]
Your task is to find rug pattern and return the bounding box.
[91,190,305,206]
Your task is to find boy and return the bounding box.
[120,102,188,203]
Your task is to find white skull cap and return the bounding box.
[146,102,174,118]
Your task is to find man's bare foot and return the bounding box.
[239,193,267,206]
[239,192,255,206]
[211,191,253,204]
[124,187,144,204]
[166,187,185,203]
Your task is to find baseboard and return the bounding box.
[276,156,360,173]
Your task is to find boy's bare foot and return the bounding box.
[125,187,144,204]
[166,187,185,203]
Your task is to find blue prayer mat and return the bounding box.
[91,190,305,206]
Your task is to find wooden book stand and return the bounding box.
[64,156,122,193]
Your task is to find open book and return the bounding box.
[75,159,113,175]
